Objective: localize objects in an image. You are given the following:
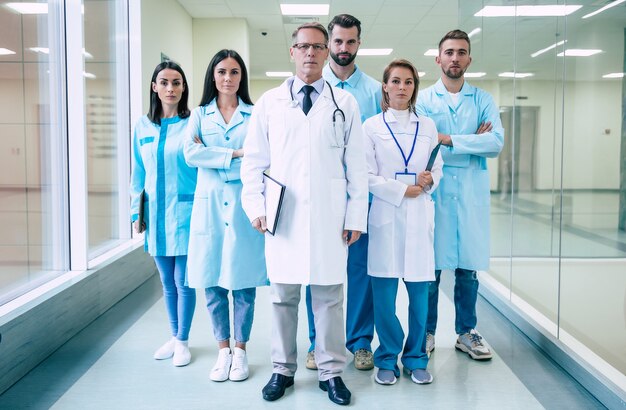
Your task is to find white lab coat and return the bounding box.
[363,111,443,282]
[241,78,368,285]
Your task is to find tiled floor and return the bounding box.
[0,273,605,409]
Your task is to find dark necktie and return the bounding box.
[302,85,314,115]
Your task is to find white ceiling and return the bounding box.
[176,0,626,83]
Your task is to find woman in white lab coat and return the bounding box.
[184,50,267,383]
[363,59,443,386]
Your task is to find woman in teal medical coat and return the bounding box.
[184,50,267,383]
[130,61,197,367]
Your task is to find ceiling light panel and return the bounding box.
[465,72,487,78]
[280,4,329,16]
[424,49,438,56]
[358,48,393,56]
[531,40,567,58]
[6,2,48,14]
[557,49,602,57]
[582,0,625,19]
[266,71,293,77]
[475,5,582,17]
[499,72,534,78]
[0,48,17,55]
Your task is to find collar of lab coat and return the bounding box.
[323,63,363,89]
[433,78,475,111]
[202,97,251,130]
[281,77,334,116]
[383,109,419,124]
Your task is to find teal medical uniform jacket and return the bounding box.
[416,79,504,271]
[130,115,197,256]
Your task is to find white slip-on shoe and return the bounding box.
[210,347,232,382]
[172,339,191,367]
[229,347,249,381]
[153,337,176,360]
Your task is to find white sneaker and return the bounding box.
[455,329,493,360]
[210,347,232,382]
[153,337,176,360]
[229,347,249,381]
[172,339,191,367]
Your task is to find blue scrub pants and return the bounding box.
[153,256,196,341]
[427,268,479,335]
[205,286,256,343]
[371,277,429,376]
[305,231,374,353]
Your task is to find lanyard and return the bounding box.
[383,111,419,173]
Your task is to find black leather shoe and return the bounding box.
[262,373,294,401]
[319,376,351,405]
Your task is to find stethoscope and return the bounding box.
[289,80,346,126]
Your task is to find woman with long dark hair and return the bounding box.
[184,50,267,382]
[130,61,197,367]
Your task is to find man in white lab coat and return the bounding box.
[241,22,368,406]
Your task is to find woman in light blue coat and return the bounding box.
[184,50,267,383]
[130,61,197,367]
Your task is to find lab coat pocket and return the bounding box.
[368,199,393,228]
[327,118,345,148]
[426,196,435,240]
[190,197,210,235]
[139,136,156,164]
[330,178,347,217]
[177,194,194,237]
[472,169,491,206]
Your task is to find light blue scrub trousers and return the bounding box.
[371,277,429,376]
[153,256,196,341]
[205,286,256,343]
[305,230,374,354]
[427,268,479,335]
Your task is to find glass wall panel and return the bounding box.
[84,0,130,258]
[559,2,626,375]
[0,1,68,304]
[463,0,626,383]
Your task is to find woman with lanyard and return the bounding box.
[184,50,267,382]
[130,61,197,366]
[363,59,443,386]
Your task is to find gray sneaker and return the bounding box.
[455,329,493,360]
[306,350,317,370]
[374,369,397,385]
[404,367,433,384]
[354,348,374,370]
[426,333,435,357]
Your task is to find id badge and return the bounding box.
[395,172,416,185]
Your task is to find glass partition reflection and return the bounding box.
[0,1,68,305]
[460,0,626,384]
[84,0,129,258]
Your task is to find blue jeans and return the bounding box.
[427,268,479,335]
[371,277,428,375]
[205,286,256,343]
[153,256,196,341]
[305,231,374,353]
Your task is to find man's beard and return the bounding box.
[331,51,357,67]
[444,66,465,79]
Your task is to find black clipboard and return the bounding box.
[263,173,285,236]
[137,189,146,233]
[425,143,441,171]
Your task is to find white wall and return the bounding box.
[140,0,193,113]
[191,19,249,107]
[250,79,284,102]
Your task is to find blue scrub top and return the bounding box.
[323,63,382,123]
[130,115,198,257]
